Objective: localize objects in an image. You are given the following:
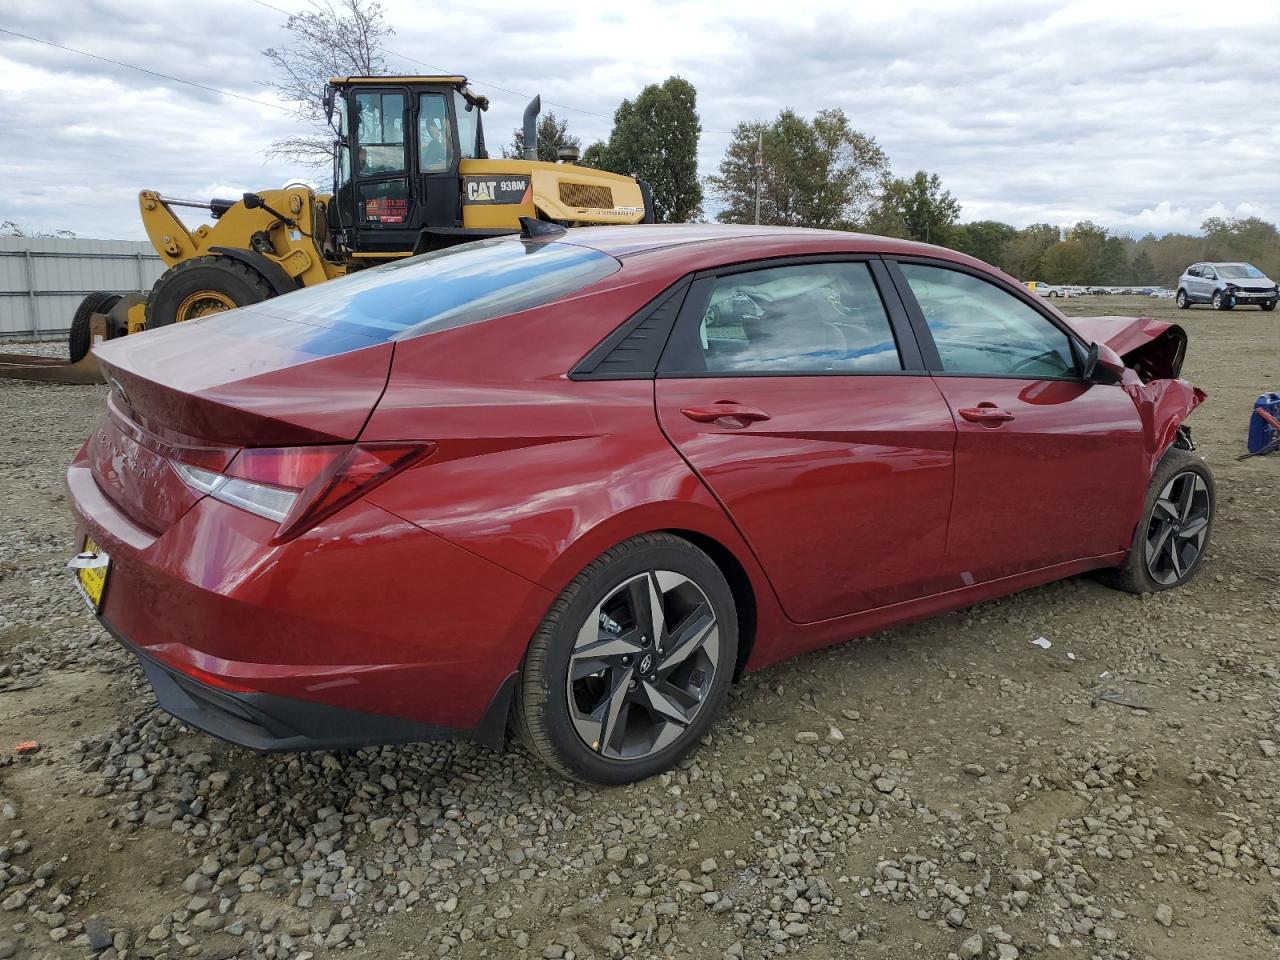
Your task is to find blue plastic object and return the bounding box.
[1247,392,1280,454]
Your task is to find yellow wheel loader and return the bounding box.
[0,75,654,384]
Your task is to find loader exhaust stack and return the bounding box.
[522,95,541,162]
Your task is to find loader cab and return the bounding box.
[328,76,490,256]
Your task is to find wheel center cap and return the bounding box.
[639,653,653,674]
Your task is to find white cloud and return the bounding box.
[1,0,1278,241]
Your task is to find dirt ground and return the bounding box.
[0,296,1277,960]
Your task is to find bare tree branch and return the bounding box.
[262,0,392,167]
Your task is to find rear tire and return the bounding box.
[1175,289,1189,309]
[68,292,121,362]
[515,533,738,783]
[1100,449,1214,594]
[146,256,274,328]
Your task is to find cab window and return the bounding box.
[419,94,455,172]
[354,92,405,175]
[453,91,480,160]
[900,264,1076,378]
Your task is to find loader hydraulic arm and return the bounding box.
[139,190,201,267]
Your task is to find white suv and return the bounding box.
[1177,262,1278,311]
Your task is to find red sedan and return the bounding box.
[67,224,1212,782]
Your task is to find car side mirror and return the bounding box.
[1082,341,1125,382]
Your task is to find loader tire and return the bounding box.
[147,256,273,328]
[69,292,122,362]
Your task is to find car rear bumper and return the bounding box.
[107,619,515,751]
[67,448,552,749]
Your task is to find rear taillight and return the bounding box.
[172,442,433,540]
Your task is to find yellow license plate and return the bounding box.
[73,537,110,611]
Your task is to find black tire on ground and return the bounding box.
[1175,289,1189,309]
[1262,300,1276,312]
[1212,290,1233,310]
[1100,448,1214,595]
[1048,290,1059,298]
[68,292,122,362]
[514,533,739,783]
[147,256,274,328]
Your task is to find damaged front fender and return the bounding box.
[1066,314,1205,472]
[1121,372,1206,473]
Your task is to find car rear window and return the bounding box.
[198,238,620,355]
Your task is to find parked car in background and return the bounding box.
[1177,262,1278,311]
[67,225,1212,783]
[1025,280,1063,298]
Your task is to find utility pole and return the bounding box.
[753,131,763,226]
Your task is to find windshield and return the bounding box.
[1217,264,1265,279]
[198,239,620,355]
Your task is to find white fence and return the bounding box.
[0,237,165,339]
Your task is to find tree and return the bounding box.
[1130,249,1158,285]
[505,112,580,163]
[1002,224,1061,280]
[1097,234,1131,285]
[1201,216,1280,276]
[1039,238,1092,284]
[709,108,888,229]
[586,77,702,222]
[0,221,75,238]
[865,171,960,244]
[263,0,392,166]
[947,220,1017,272]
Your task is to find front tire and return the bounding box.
[1212,290,1233,310]
[1175,289,1189,309]
[1102,449,1214,594]
[146,256,274,328]
[515,534,738,783]
[1262,300,1276,312]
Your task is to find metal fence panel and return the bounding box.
[0,237,164,338]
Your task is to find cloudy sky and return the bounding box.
[2,0,1278,240]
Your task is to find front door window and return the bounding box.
[899,264,1076,378]
[354,92,406,175]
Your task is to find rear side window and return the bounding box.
[665,262,903,375]
[900,264,1076,378]
[203,239,620,355]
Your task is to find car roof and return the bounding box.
[555,223,991,267]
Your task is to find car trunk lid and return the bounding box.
[87,312,394,532]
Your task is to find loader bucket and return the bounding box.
[0,314,108,385]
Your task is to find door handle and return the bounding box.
[958,403,1015,425]
[680,401,771,426]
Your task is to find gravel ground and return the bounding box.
[0,296,1277,960]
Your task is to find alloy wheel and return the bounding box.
[1144,471,1211,585]
[566,570,720,761]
